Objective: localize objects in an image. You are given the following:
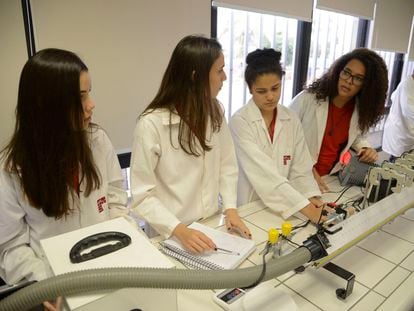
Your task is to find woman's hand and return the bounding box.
[300,203,325,224]
[308,196,324,208]
[224,209,252,239]
[300,202,334,224]
[172,223,215,254]
[358,147,378,163]
[312,167,330,193]
[43,297,63,311]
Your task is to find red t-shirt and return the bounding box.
[314,100,355,175]
[268,109,277,142]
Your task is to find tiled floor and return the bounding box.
[224,176,414,311]
[379,273,414,310]
[357,230,414,264]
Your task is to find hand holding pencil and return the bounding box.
[172,223,216,254]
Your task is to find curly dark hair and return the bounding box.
[306,48,388,133]
[244,48,285,89]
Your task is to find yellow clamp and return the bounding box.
[281,222,292,237]
[268,228,279,245]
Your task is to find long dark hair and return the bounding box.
[144,35,223,156]
[1,48,101,218]
[306,48,388,133]
[245,48,285,89]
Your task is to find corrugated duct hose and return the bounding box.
[0,245,316,310]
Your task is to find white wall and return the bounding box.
[0,1,28,148]
[11,0,210,151]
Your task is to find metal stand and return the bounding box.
[323,262,355,300]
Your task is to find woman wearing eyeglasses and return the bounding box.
[290,48,388,192]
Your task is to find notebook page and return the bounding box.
[162,222,255,269]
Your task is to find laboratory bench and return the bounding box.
[152,175,414,311]
[4,175,412,311]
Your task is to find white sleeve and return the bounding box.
[350,134,371,152]
[218,120,238,209]
[288,116,321,199]
[99,131,129,220]
[0,171,50,284]
[130,118,180,238]
[400,79,414,126]
[229,115,310,219]
[288,91,307,121]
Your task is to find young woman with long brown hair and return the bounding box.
[130,35,251,254]
[0,49,129,292]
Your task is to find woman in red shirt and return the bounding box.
[290,48,388,191]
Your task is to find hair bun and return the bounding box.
[246,48,281,65]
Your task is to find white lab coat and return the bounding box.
[130,108,238,238]
[0,128,129,284]
[229,99,321,219]
[382,76,414,157]
[289,91,370,174]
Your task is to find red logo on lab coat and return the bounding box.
[283,155,291,165]
[97,196,106,213]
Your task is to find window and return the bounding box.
[216,6,298,120]
[376,50,395,95]
[307,8,359,84]
[402,58,414,78]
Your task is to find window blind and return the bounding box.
[212,0,313,22]
[316,0,375,20]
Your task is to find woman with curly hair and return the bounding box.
[290,48,388,191]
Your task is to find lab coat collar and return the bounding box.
[162,112,181,125]
[246,98,290,145]
[145,108,181,125]
[315,97,329,150]
[245,98,290,122]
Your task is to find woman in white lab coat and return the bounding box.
[382,73,414,158]
[130,35,251,254]
[229,49,325,224]
[0,49,128,309]
[290,48,388,191]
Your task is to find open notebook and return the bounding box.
[160,222,256,270]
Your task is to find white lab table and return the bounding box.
[156,175,414,311]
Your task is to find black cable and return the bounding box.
[292,219,311,230]
[244,230,309,289]
[242,245,268,289]
[316,203,327,224]
[333,185,353,203]
[283,236,301,248]
[271,219,311,233]
[323,187,352,194]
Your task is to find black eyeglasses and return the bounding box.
[339,69,364,86]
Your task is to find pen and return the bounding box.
[214,247,240,256]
